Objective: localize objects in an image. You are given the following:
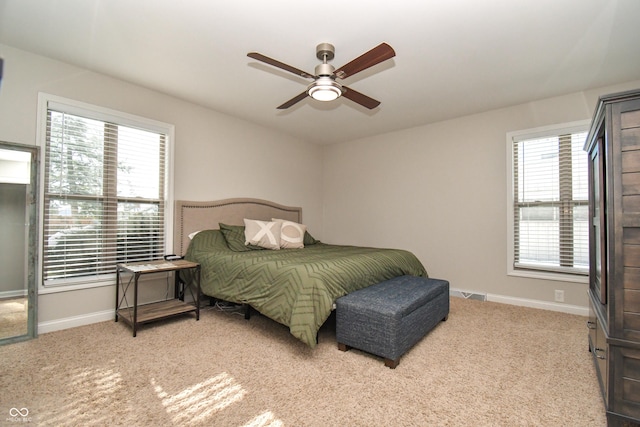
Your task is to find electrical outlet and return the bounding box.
[555,290,565,302]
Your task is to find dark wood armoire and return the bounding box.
[586,89,640,426]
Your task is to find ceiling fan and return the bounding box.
[247,42,396,110]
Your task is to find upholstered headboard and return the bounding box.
[173,198,303,256]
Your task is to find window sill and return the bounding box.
[39,271,169,294]
[39,276,116,294]
[508,268,588,284]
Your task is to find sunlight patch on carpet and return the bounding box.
[42,366,123,426]
[151,372,246,425]
[242,411,284,427]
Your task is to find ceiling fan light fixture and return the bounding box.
[308,77,342,102]
[248,42,395,109]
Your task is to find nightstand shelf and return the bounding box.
[115,260,201,336]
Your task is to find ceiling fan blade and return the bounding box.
[247,52,315,79]
[277,91,309,109]
[342,86,381,109]
[333,43,396,80]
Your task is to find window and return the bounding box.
[38,95,173,287]
[507,121,589,281]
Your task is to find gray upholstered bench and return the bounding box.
[336,276,449,368]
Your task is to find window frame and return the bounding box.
[36,93,175,292]
[506,120,590,283]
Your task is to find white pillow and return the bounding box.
[244,219,282,250]
[188,230,201,240]
[272,218,306,249]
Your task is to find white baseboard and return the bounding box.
[36,290,589,335]
[449,287,588,316]
[0,289,28,299]
[485,293,588,316]
[38,309,114,334]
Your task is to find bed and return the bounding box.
[175,198,428,348]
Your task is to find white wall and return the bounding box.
[0,44,323,331]
[323,80,640,312]
[2,41,638,330]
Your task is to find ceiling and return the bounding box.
[1,0,640,145]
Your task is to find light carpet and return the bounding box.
[0,297,606,426]
[0,298,28,339]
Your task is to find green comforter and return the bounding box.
[184,229,427,347]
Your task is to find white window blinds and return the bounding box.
[43,106,168,284]
[511,129,589,275]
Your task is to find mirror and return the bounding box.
[0,142,38,344]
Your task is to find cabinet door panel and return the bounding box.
[624,228,640,243]
[614,347,640,419]
[625,290,640,306]
[625,245,640,267]
[623,172,640,194]
[621,109,640,129]
[624,312,640,332]
[624,267,640,290]
[623,195,640,212]
[621,127,640,151]
[589,138,607,304]
[622,151,640,172]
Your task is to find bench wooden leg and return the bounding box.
[384,358,399,369]
[337,343,351,352]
